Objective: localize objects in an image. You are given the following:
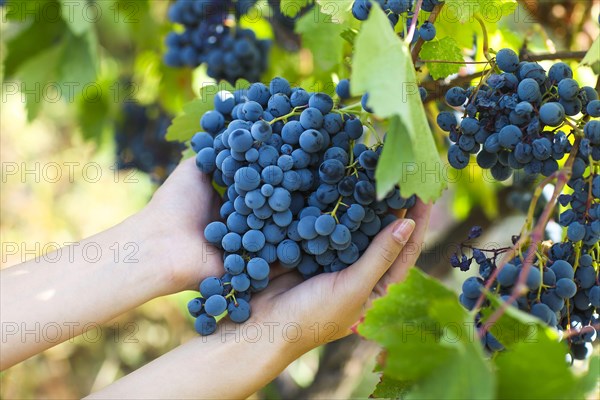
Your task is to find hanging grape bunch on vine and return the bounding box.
[441,49,600,361]
[164,0,270,83]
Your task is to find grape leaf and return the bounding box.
[166,94,215,142]
[13,44,64,120]
[351,5,445,202]
[60,0,92,35]
[419,37,465,80]
[360,268,495,400]
[494,332,586,400]
[295,8,347,73]
[580,36,600,73]
[280,0,313,17]
[3,16,68,78]
[371,375,411,399]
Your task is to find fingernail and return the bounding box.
[392,219,415,243]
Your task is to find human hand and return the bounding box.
[246,200,431,354]
[141,157,224,293]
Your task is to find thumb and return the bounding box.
[340,219,415,296]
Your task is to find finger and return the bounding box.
[339,218,415,296]
[261,271,303,298]
[269,263,293,280]
[383,199,432,284]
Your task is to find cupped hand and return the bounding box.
[142,157,224,293]
[248,200,431,353]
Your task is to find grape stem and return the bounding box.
[473,15,492,62]
[404,0,423,45]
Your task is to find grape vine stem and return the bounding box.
[410,2,444,64]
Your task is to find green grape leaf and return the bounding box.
[76,81,110,141]
[351,5,445,202]
[580,36,600,73]
[280,0,313,17]
[360,268,495,400]
[371,375,412,399]
[59,0,92,35]
[494,331,585,400]
[295,9,347,73]
[13,44,64,120]
[166,82,234,142]
[4,16,68,78]
[57,30,98,101]
[419,37,465,80]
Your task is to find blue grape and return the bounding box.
[539,102,565,126]
[195,314,217,335]
[352,0,371,20]
[268,187,292,212]
[448,144,470,169]
[205,295,228,316]
[445,87,467,107]
[242,230,266,252]
[497,263,519,286]
[419,22,436,41]
[204,222,228,245]
[251,120,272,142]
[270,77,292,96]
[187,298,203,317]
[557,78,579,100]
[315,214,337,236]
[330,224,351,246]
[224,254,245,275]
[191,132,214,153]
[437,111,457,132]
[222,232,242,252]
[214,90,235,114]
[299,129,324,153]
[555,278,577,299]
[567,221,585,242]
[247,257,269,280]
[354,180,376,205]
[531,303,553,324]
[277,239,302,265]
[247,83,271,106]
[462,276,483,299]
[496,48,519,72]
[201,111,225,134]
[300,108,324,129]
[228,298,251,323]
[309,93,334,114]
[336,79,351,99]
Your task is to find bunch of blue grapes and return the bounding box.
[352,0,441,41]
[187,77,416,335]
[164,0,270,84]
[115,103,184,183]
[453,222,599,361]
[437,48,600,181]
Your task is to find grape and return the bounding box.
[352,0,371,20]
[354,180,376,205]
[548,62,573,83]
[187,298,203,317]
[234,167,261,191]
[270,77,291,96]
[361,93,373,113]
[525,267,542,290]
[330,224,351,246]
[205,295,228,316]
[204,221,228,245]
[590,286,600,307]
[191,132,214,153]
[195,314,217,335]
[242,230,266,252]
[309,93,334,114]
[277,239,302,265]
[319,159,345,184]
[462,277,483,299]
[300,108,324,129]
[242,101,264,122]
[496,48,520,73]
[445,87,467,107]
[557,78,579,100]
[550,260,574,281]
[247,257,270,280]
[336,79,351,99]
[448,144,470,169]
[417,22,435,42]
[555,278,577,299]
[224,254,245,275]
[315,214,336,236]
[290,88,310,107]
[531,303,553,324]
[586,100,600,117]
[298,216,318,240]
[267,93,292,117]
[498,125,522,149]
[268,187,292,212]
[497,263,519,286]
[539,102,565,127]
[201,111,225,134]
[299,129,324,153]
[567,221,585,242]
[437,111,457,132]
[228,298,251,323]
[248,83,271,106]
